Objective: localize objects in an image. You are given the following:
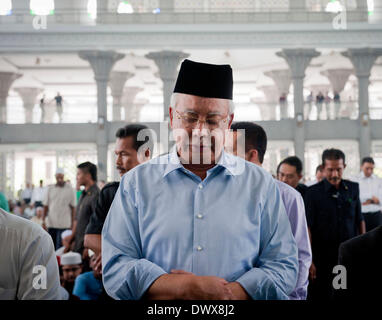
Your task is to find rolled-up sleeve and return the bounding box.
[236,180,299,300]
[101,174,166,300]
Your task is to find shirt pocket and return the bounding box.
[343,199,357,220]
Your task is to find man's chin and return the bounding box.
[118,170,127,177]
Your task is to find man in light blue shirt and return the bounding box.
[102,59,298,300]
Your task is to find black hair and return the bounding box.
[115,124,153,153]
[230,122,267,164]
[361,156,375,165]
[322,148,346,166]
[77,162,97,182]
[277,156,303,175]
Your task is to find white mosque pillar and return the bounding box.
[14,87,43,123]
[0,72,22,123]
[109,71,134,121]
[145,50,189,121]
[79,50,125,181]
[321,68,353,119]
[122,87,144,122]
[342,48,382,159]
[264,69,292,120]
[276,49,320,162]
[257,85,279,121]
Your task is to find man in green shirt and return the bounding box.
[0,191,10,212]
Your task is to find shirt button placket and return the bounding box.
[194,182,205,274]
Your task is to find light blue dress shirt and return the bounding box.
[102,148,298,300]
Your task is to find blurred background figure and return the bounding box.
[43,168,76,250]
[31,179,46,208]
[277,156,308,199]
[306,165,325,186]
[0,190,9,212]
[39,94,46,123]
[54,92,64,123]
[352,157,382,232]
[20,182,32,206]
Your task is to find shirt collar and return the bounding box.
[323,178,348,193]
[83,183,98,196]
[163,146,242,178]
[360,171,375,179]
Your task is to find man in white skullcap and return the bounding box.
[0,208,64,300]
[55,229,73,257]
[60,251,83,299]
[43,168,76,250]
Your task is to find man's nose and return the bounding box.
[192,126,210,138]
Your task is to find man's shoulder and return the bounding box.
[0,209,49,241]
[307,180,325,191]
[276,180,301,199]
[100,182,120,198]
[343,179,359,190]
[305,180,325,198]
[340,226,382,256]
[102,182,120,191]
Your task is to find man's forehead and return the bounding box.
[324,159,345,167]
[279,163,297,173]
[62,264,80,269]
[116,136,135,148]
[177,93,229,112]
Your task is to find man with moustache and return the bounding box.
[84,124,152,270]
[304,148,365,300]
[102,59,298,300]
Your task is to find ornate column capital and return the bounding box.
[145,50,190,81]
[0,72,22,99]
[264,69,292,95]
[320,68,353,93]
[257,85,279,103]
[145,50,189,120]
[122,86,144,105]
[79,50,125,82]
[109,71,134,98]
[14,87,43,106]
[341,48,382,78]
[276,49,320,79]
[122,86,144,122]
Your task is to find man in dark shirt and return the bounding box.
[333,225,381,300]
[304,148,366,300]
[277,156,308,198]
[68,162,99,259]
[84,124,152,272]
[54,92,64,122]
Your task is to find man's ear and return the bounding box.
[228,113,234,128]
[247,149,259,164]
[145,148,151,160]
[169,107,174,128]
[344,163,347,169]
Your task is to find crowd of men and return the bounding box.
[0,59,381,301]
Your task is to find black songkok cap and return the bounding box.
[173,59,233,100]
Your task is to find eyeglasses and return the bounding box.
[175,110,229,129]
